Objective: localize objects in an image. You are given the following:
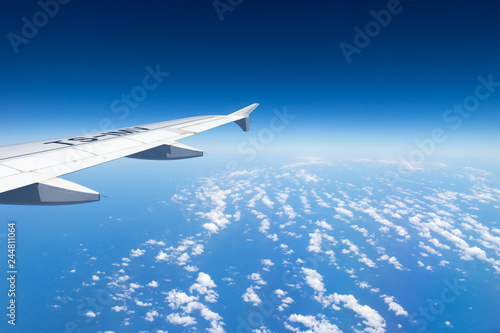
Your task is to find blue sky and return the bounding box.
[1,0,499,167]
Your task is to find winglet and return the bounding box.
[229,103,259,131]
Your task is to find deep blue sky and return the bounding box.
[1,0,499,165]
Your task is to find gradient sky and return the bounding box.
[1,0,499,167]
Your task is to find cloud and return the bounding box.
[178,300,225,332]
[145,310,159,322]
[307,229,323,253]
[129,283,141,290]
[267,233,278,242]
[278,296,294,311]
[145,239,166,246]
[296,169,320,183]
[315,220,333,230]
[300,195,312,214]
[166,289,198,310]
[203,223,219,233]
[301,268,325,293]
[111,305,127,312]
[335,207,353,218]
[135,300,152,307]
[130,248,145,257]
[147,280,159,288]
[189,272,218,303]
[177,253,190,265]
[191,244,204,256]
[274,289,287,298]
[286,314,341,333]
[155,251,169,262]
[379,254,404,270]
[166,313,196,326]
[196,188,232,233]
[261,259,274,266]
[242,287,262,306]
[357,281,371,289]
[283,205,297,219]
[333,293,386,333]
[383,296,408,317]
[84,311,97,318]
[274,290,294,311]
[419,241,442,256]
[262,194,275,209]
[258,218,271,234]
[91,275,100,281]
[184,265,199,272]
[342,239,376,268]
[247,273,267,285]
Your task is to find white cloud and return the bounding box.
[247,273,267,286]
[203,223,219,233]
[262,195,275,209]
[300,195,312,214]
[258,219,270,234]
[383,296,408,317]
[261,259,274,266]
[145,310,159,322]
[242,287,262,306]
[189,272,218,303]
[155,251,169,262]
[191,244,204,256]
[166,289,198,310]
[283,205,297,220]
[335,207,353,218]
[166,313,196,326]
[130,249,145,257]
[301,268,325,293]
[379,254,404,270]
[333,293,386,333]
[136,300,152,307]
[419,241,442,256]
[145,239,166,246]
[84,311,97,318]
[177,253,190,265]
[184,265,199,272]
[274,289,287,297]
[147,280,159,288]
[357,281,371,289]
[196,188,232,233]
[111,305,127,312]
[307,229,323,253]
[296,169,320,183]
[315,220,333,230]
[439,260,450,267]
[286,314,341,333]
[267,233,278,242]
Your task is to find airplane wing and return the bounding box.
[0,103,259,205]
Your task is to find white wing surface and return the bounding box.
[0,103,258,205]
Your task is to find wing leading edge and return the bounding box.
[0,103,258,205]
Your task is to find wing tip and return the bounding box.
[230,103,258,131]
[229,103,259,118]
